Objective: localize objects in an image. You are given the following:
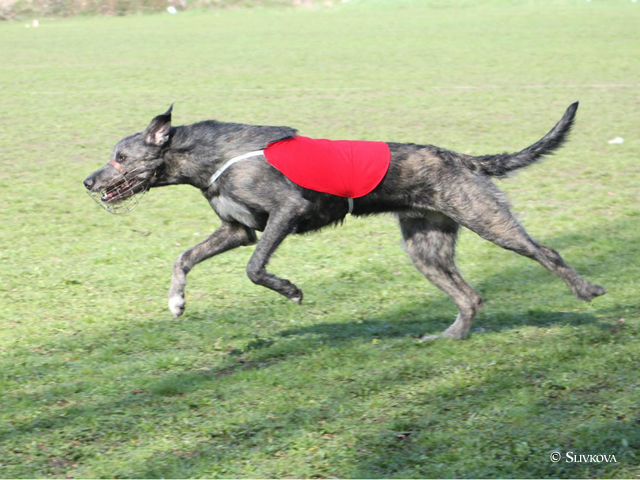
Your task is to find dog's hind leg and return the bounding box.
[441,181,605,302]
[246,205,309,303]
[169,222,257,317]
[399,212,483,340]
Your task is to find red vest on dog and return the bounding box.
[264,136,390,198]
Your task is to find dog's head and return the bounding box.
[83,105,173,213]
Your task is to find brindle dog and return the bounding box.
[83,103,605,340]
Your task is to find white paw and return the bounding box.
[419,333,443,342]
[168,295,186,317]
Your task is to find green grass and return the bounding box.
[1,1,639,477]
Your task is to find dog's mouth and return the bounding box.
[100,178,143,202]
[87,167,151,215]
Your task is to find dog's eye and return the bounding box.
[117,153,127,162]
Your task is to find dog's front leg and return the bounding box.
[246,206,307,303]
[169,222,257,317]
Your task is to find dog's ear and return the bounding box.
[144,104,173,146]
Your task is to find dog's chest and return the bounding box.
[210,194,260,229]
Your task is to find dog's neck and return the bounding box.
[152,121,297,191]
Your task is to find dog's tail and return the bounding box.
[468,102,578,178]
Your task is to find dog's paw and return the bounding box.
[419,333,443,342]
[573,282,607,302]
[587,284,607,301]
[289,289,303,305]
[421,327,470,342]
[169,295,186,317]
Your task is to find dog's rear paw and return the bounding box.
[169,295,186,317]
[591,284,607,299]
[421,326,470,342]
[574,282,606,302]
[419,333,443,342]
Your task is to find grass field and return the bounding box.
[1,0,639,477]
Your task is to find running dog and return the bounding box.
[83,103,605,340]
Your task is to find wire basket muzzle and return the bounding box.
[86,165,150,215]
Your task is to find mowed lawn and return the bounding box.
[0,1,639,477]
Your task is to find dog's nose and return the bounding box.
[84,177,95,190]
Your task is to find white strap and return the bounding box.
[209,149,356,216]
[208,150,264,186]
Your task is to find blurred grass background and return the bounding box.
[1,0,335,20]
[0,0,639,477]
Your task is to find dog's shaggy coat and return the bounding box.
[84,103,605,340]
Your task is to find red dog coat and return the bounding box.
[263,136,390,198]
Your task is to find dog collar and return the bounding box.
[208,149,354,214]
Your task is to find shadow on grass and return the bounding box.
[346,414,640,479]
[1,218,638,477]
[91,332,640,478]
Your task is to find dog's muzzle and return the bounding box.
[85,160,151,215]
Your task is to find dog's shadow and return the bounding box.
[277,307,602,346]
